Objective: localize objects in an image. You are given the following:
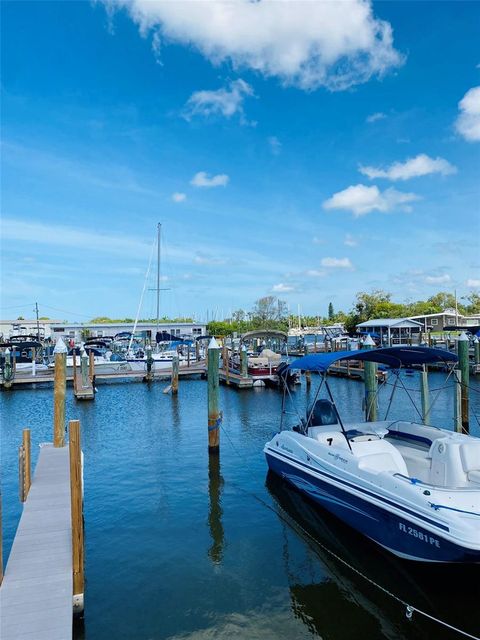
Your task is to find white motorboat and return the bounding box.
[48,353,132,376]
[265,347,480,563]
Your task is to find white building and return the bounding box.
[356,318,423,345]
[0,319,207,342]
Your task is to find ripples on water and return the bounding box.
[1,371,479,639]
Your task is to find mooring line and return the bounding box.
[218,423,480,640]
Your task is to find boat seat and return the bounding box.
[353,440,408,475]
[390,442,432,478]
[459,442,480,475]
[309,429,349,449]
[468,470,480,485]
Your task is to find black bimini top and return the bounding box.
[287,346,457,372]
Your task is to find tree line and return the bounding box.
[206,290,480,336]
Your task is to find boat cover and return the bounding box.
[288,346,457,372]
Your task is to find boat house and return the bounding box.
[356,318,423,346]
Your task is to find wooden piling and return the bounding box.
[222,342,230,386]
[23,428,31,498]
[172,355,179,394]
[454,370,462,433]
[420,365,430,426]
[18,444,25,503]
[474,337,480,368]
[208,338,221,451]
[195,339,200,362]
[145,343,153,382]
[72,350,78,388]
[457,333,469,430]
[363,336,377,421]
[240,345,248,379]
[305,369,311,388]
[69,419,84,613]
[31,347,36,377]
[81,350,89,387]
[53,338,67,448]
[3,348,13,389]
[187,344,191,368]
[89,350,95,381]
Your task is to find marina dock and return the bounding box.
[1,363,207,389]
[0,445,73,640]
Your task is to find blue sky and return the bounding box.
[1,0,479,322]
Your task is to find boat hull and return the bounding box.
[265,448,480,563]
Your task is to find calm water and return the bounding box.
[1,371,480,640]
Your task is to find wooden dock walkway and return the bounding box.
[1,363,207,389]
[219,368,253,388]
[0,444,73,640]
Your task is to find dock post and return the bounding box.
[474,337,480,369]
[88,350,95,382]
[53,338,67,447]
[31,347,36,377]
[222,342,230,385]
[69,419,84,614]
[454,370,462,432]
[240,345,248,378]
[457,332,469,431]
[195,339,200,362]
[145,342,153,382]
[81,350,89,388]
[305,369,311,388]
[3,348,13,389]
[172,355,179,394]
[187,344,191,368]
[72,350,78,388]
[208,338,221,451]
[363,335,377,421]
[420,365,430,425]
[23,428,31,498]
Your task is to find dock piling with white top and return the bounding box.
[457,332,469,431]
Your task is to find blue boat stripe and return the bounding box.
[266,447,449,532]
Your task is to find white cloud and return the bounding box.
[106,0,403,91]
[320,257,353,269]
[425,274,451,285]
[455,86,480,142]
[268,136,281,155]
[305,269,326,277]
[466,278,480,288]
[344,234,358,247]
[183,79,254,122]
[272,283,294,292]
[323,184,419,217]
[359,154,457,181]
[193,251,225,265]
[190,172,229,188]
[366,112,386,123]
[171,192,186,202]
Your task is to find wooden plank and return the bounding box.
[0,445,72,640]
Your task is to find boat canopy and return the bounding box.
[288,346,457,372]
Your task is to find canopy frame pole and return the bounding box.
[280,385,287,432]
[305,374,325,431]
[324,375,353,452]
[384,371,399,420]
[396,374,424,422]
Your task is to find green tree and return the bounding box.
[328,302,334,321]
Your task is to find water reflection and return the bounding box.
[207,451,224,564]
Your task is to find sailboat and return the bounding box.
[126,224,189,373]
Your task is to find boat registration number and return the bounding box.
[398,522,440,547]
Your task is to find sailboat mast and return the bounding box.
[156,222,161,334]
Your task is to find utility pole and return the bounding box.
[34,302,40,341]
